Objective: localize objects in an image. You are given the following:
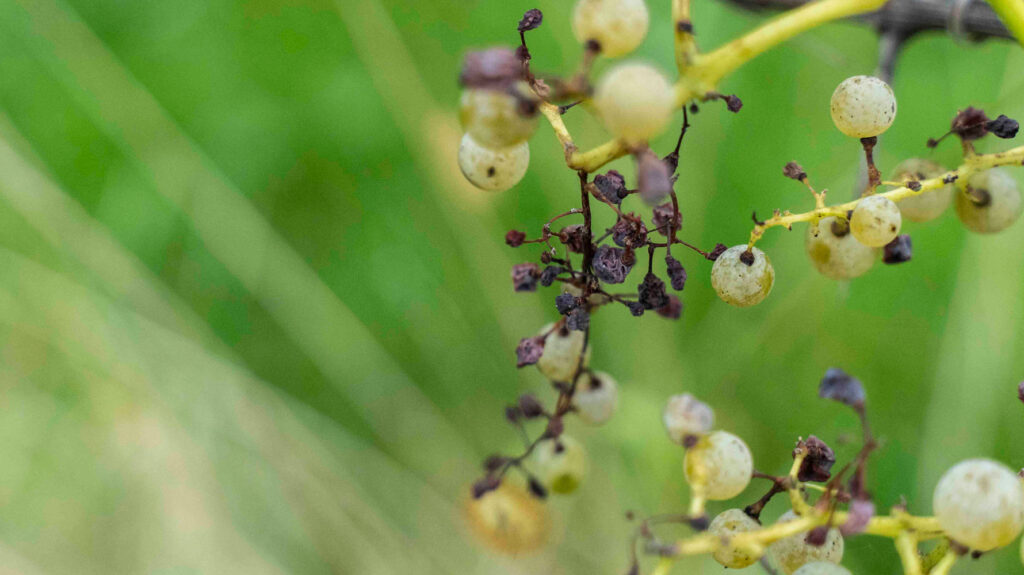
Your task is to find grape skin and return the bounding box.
[850,195,901,247]
[593,62,675,144]
[572,0,649,58]
[460,87,538,149]
[770,510,844,574]
[710,245,775,307]
[531,435,587,494]
[457,133,529,192]
[709,508,763,568]
[954,168,1023,234]
[663,393,714,444]
[805,216,876,280]
[536,323,592,382]
[465,483,548,554]
[684,430,753,500]
[830,75,896,139]
[933,458,1024,551]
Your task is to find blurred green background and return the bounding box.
[0,0,1021,573]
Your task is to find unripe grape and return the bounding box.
[709,508,763,568]
[770,511,844,575]
[684,430,753,500]
[573,371,619,425]
[805,217,876,280]
[465,483,548,554]
[850,195,901,247]
[457,133,529,192]
[537,323,592,382]
[530,435,586,494]
[593,63,674,144]
[710,245,775,307]
[460,85,538,149]
[663,393,714,445]
[932,458,1024,551]
[890,158,954,222]
[955,168,1023,234]
[572,0,649,58]
[829,76,896,139]
[793,562,852,575]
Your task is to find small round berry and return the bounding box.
[684,430,753,500]
[709,508,763,568]
[460,85,538,149]
[793,562,852,575]
[932,458,1024,551]
[572,0,649,58]
[465,483,548,554]
[955,168,1023,234]
[890,158,954,222]
[805,217,876,280]
[710,245,775,307]
[530,435,587,494]
[536,323,592,382]
[663,393,714,445]
[850,195,901,247]
[770,511,844,574]
[457,133,529,192]
[573,371,619,425]
[593,63,674,144]
[829,75,896,138]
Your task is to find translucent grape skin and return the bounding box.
[770,510,844,575]
[572,371,619,425]
[710,245,775,307]
[571,0,649,58]
[890,158,954,222]
[954,168,1023,234]
[663,393,714,445]
[830,75,896,139]
[850,195,901,247]
[593,62,675,144]
[793,562,852,575]
[684,430,753,500]
[933,458,1024,551]
[709,508,763,568]
[536,323,592,382]
[457,133,529,192]
[459,86,538,149]
[530,435,587,494]
[805,216,876,280]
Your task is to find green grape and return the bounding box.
[536,323,592,382]
[830,76,896,139]
[890,158,953,222]
[460,84,538,149]
[573,371,619,426]
[572,0,649,57]
[457,133,529,192]
[593,62,674,144]
[770,511,844,575]
[709,508,763,568]
[710,245,774,307]
[530,435,586,494]
[850,195,901,247]
[684,430,753,500]
[955,168,1023,234]
[805,216,876,280]
[663,393,714,445]
[793,562,852,575]
[933,458,1024,551]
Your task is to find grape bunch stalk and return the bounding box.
[456,0,1024,572]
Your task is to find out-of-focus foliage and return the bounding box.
[0,0,1021,573]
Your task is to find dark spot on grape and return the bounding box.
[487,166,496,177]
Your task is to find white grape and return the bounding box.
[531,435,586,494]
[593,62,674,144]
[465,482,548,554]
[955,168,1023,234]
[889,158,953,222]
[684,430,753,500]
[793,562,852,575]
[457,133,529,192]
[460,85,538,149]
[830,76,896,139]
[663,393,714,445]
[805,217,876,280]
[536,323,592,382]
[572,0,649,58]
[573,371,619,425]
[770,511,844,575]
[709,508,763,568]
[710,245,775,307]
[850,195,901,247]
[932,458,1024,551]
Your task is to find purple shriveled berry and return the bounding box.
[515,336,545,367]
[819,367,866,408]
[506,229,527,247]
[883,234,912,264]
[512,263,540,292]
[665,255,687,290]
[593,245,632,284]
